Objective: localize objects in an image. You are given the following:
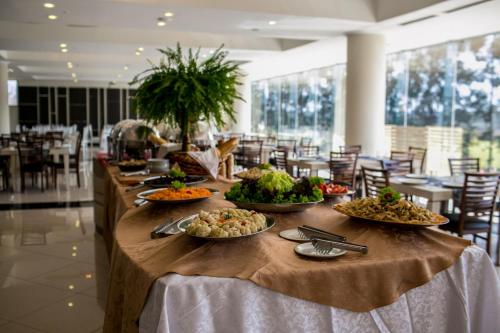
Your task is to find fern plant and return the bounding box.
[131,44,242,151]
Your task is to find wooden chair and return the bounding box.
[277,139,297,155]
[329,152,358,190]
[409,146,427,174]
[361,166,390,198]
[233,140,263,169]
[339,145,362,154]
[390,151,414,161]
[449,158,480,176]
[439,172,500,254]
[298,145,319,158]
[380,159,413,177]
[272,149,288,173]
[17,142,50,192]
[52,132,83,187]
[299,137,312,146]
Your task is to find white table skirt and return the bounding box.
[139,246,500,333]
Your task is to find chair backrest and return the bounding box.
[264,135,277,145]
[390,150,414,160]
[74,132,83,161]
[234,140,263,168]
[339,145,362,154]
[273,148,288,171]
[299,145,319,158]
[409,146,427,173]
[299,137,312,146]
[457,173,500,230]
[362,166,390,198]
[449,158,480,176]
[330,152,358,188]
[17,141,44,169]
[277,139,297,153]
[381,159,413,177]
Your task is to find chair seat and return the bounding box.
[439,213,491,233]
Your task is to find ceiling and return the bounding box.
[0,0,498,86]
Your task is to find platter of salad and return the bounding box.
[224,170,323,213]
[319,183,355,198]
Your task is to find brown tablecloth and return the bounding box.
[102,166,471,333]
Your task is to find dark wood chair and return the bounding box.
[272,148,288,173]
[234,140,263,169]
[439,172,500,254]
[298,145,319,158]
[449,158,480,176]
[409,146,427,174]
[52,133,83,187]
[339,145,362,154]
[277,139,297,155]
[380,159,413,177]
[390,150,414,161]
[330,152,358,190]
[361,166,390,198]
[17,141,50,192]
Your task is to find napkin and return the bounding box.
[188,148,220,179]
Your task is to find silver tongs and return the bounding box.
[297,225,346,242]
[312,237,368,254]
[150,217,182,239]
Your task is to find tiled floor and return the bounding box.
[0,206,108,333]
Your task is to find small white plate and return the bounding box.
[279,228,308,242]
[405,173,428,179]
[400,178,428,185]
[294,242,347,258]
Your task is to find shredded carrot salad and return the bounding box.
[147,188,212,200]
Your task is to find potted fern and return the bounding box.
[131,44,242,152]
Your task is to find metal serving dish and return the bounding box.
[177,214,275,241]
[226,200,323,213]
[137,188,218,204]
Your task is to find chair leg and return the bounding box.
[77,168,80,188]
[486,230,491,255]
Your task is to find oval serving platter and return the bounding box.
[137,188,218,204]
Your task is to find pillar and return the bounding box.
[231,72,251,134]
[345,34,386,156]
[0,61,9,134]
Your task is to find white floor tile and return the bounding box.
[31,262,99,293]
[0,250,73,280]
[0,322,44,333]
[18,294,104,333]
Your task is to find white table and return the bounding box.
[287,158,328,177]
[0,145,71,190]
[389,178,454,212]
[140,246,499,333]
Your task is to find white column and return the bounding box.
[232,73,251,134]
[345,34,386,156]
[0,61,10,134]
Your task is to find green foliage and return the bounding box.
[378,187,401,205]
[257,171,294,193]
[171,180,186,190]
[257,163,273,170]
[168,165,186,178]
[131,43,243,149]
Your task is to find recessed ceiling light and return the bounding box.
[138,47,144,52]
[60,43,67,48]
[135,51,141,56]
[117,74,122,78]
[67,62,73,68]
[164,12,174,17]
[44,3,55,8]
[48,14,58,20]
[61,48,68,53]
[157,18,166,27]
[71,73,76,78]
[268,20,277,25]
[124,65,128,70]
[209,50,215,54]
[74,79,78,83]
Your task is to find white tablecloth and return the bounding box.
[140,246,500,333]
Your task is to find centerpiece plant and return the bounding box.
[131,43,242,151]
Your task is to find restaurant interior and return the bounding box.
[0,0,499,332]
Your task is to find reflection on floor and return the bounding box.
[0,207,108,333]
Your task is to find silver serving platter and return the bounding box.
[227,199,323,213]
[177,214,275,241]
[322,190,355,198]
[137,188,218,204]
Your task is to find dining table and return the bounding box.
[0,144,71,190]
[100,164,500,333]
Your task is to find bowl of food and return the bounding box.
[333,187,448,227]
[137,181,217,204]
[117,159,147,172]
[177,208,275,240]
[225,171,323,213]
[147,158,170,173]
[234,163,274,180]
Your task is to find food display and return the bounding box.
[185,208,267,238]
[319,183,349,196]
[145,164,207,187]
[117,159,147,172]
[334,187,448,226]
[147,187,212,201]
[235,163,274,180]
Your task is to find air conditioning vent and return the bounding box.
[444,0,492,14]
[399,15,437,26]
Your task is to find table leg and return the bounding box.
[427,200,443,213]
[64,153,70,187]
[10,155,19,191]
[310,168,319,177]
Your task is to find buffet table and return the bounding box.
[102,165,500,333]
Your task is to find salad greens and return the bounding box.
[171,180,186,190]
[378,187,401,205]
[169,165,186,178]
[225,171,323,204]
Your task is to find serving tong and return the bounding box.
[297,225,367,254]
[150,217,183,239]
